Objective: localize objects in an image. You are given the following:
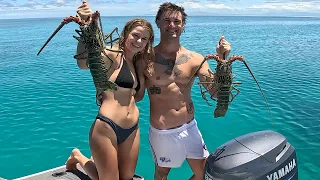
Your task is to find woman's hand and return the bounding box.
[77,1,93,21]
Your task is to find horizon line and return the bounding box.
[2,14,320,20]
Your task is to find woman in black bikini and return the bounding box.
[65,2,154,180]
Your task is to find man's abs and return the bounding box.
[149,95,194,130]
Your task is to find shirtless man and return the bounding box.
[135,2,231,180]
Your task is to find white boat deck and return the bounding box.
[8,164,143,180]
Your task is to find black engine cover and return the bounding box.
[204,130,298,180]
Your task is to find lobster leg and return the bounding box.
[229,85,240,104]
[74,29,83,40]
[73,28,122,61]
[232,74,238,79]
[198,84,212,106]
[104,27,123,54]
[104,27,120,47]
[210,88,219,102]
[72,30,87,60]
[198,80,219,105]
[73,51,88,60]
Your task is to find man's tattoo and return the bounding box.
[173,68,183,76]
[165,60,175,75]
[187,102,194,114]
[203,69,215,90]
[149,86,161,94]
[155,54,175,75]
[177,53,192,64]
[156,76,160,80]
[155,53,193,76]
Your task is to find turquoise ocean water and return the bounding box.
[1,16,320,179]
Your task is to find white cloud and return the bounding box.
[174,2,235,10]
[179,2,204,9]
[207,3,233,9]
[250,2,320,11]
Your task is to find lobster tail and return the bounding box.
[214,84,231,118]
[214,106,228,118]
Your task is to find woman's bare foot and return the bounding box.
[65,148,83,170]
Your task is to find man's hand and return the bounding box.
[216,36,231,59]
[77,1,93,21]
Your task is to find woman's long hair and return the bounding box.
[119,18,155,76]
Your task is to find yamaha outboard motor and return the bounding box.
[204,130,298,180]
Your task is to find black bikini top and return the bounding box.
[115,56,140,91]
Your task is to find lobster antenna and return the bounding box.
[242,60,274,127]
[98,14,105,46]
[37,22,66,55]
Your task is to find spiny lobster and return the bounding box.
[37,4,122,97]
[198,54,271,118]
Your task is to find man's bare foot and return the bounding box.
[65,148,82,170]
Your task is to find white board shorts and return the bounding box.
[149,119,209,168]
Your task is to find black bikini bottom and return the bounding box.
[96,114,138,144]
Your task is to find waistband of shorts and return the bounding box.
[150,118,196,134]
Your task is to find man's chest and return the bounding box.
[146,61,195,87]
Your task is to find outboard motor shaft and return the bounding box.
[204,130,298,180]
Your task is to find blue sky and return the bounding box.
[1,0,320,19]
